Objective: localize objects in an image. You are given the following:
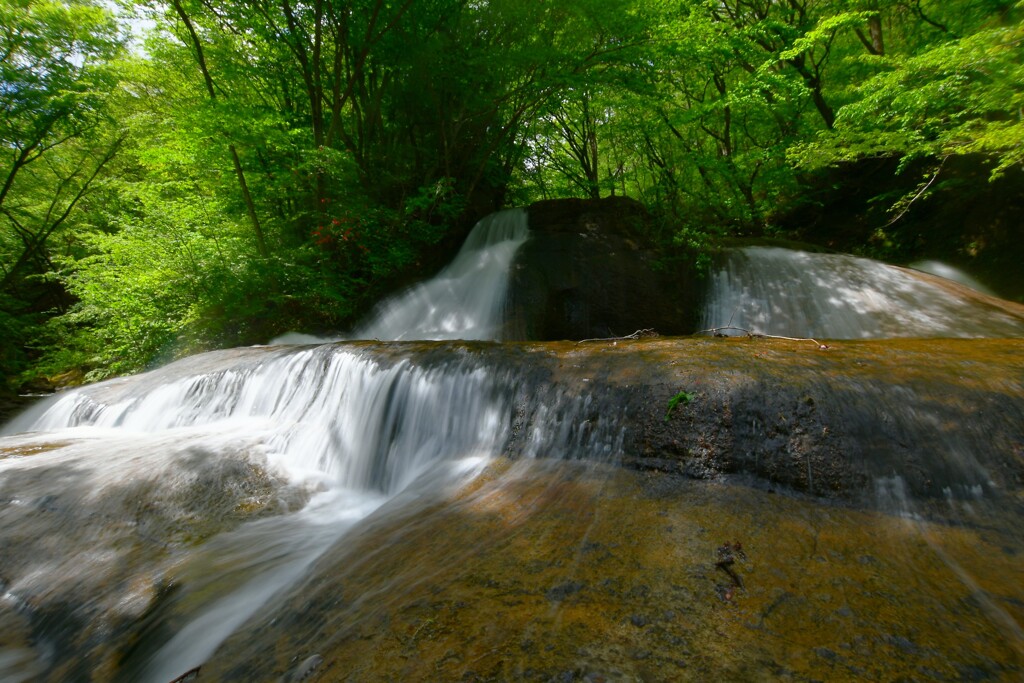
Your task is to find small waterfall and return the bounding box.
[10,346,511,493]
[0,209,549,683]
[0,345,616,682]
[0,345,518,681]
[353,208,529,341]
[0,311,623,679]
[702,247,1024,339]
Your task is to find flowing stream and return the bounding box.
[354,208,529,341]
[2,221,1023,681]
[271,208,530,346]
[0,209,557,683]
[0,346,514,682]
[702,246,1024,339]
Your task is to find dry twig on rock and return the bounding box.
[697,327,829,350]
[575,329,659,345]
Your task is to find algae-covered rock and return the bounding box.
[183,337,1024,681]
[200,460,1024,682]
[484,337,1024,504]
[4,337,1023,681]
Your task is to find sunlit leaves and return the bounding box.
[9,0,1024,384]
[0,1,127,383]
[796,10,1024,177]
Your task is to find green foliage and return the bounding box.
[793,34,1017,166]
[0,0,125,383]
[4,0,1022,385]
[665,390,694,422]
[405,178,466,225]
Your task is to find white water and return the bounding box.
[0,209,537,683]
[702,247,1024,339]
[269,208,530,346]
[909,260,996,296]
[0,346,514,682]
[354,207,529,341]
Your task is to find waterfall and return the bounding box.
[8,346,511,492]
[352,208,529,341]
[6,211,1022,682]
[0,346,505,681]
[0,208,622,683]
[702,247,1024,339]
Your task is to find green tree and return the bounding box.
[13,0,1024,384]
[0,0,124,386]
[791,1,1024,178]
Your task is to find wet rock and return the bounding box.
[5,337,1024,681]
[546,581,585,602]
[506,337,1024,503]
[506,197,696,341]
[0,433,305,682]
[280,654,322,682]
[196,460,1024,682]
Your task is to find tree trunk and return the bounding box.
[788,54,835,129]
[172,0,269,258]
[868,14,884,55]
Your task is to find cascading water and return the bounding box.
[268,208,529,346]
[4,206,1023,681]
[0,345,513,682]
[702,247,1024,339]
[0,208,577,683]
[352,208,529,341]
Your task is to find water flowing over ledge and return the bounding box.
[0,340,627,682]
[353,208,529,341]
[703,247,1024,339]
[3,337,1023,681]
[3,201,1024,681]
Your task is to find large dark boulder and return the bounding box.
[505,197,697,340]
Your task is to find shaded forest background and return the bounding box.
[1,0,1022,394]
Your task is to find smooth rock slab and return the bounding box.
[201,459,1024,682]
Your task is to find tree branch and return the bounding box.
[696,326,829,349]
[575,329,660,345]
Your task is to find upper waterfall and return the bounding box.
[702,247,1024,339]
[909,260,996,297]
[353,208,529,341]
